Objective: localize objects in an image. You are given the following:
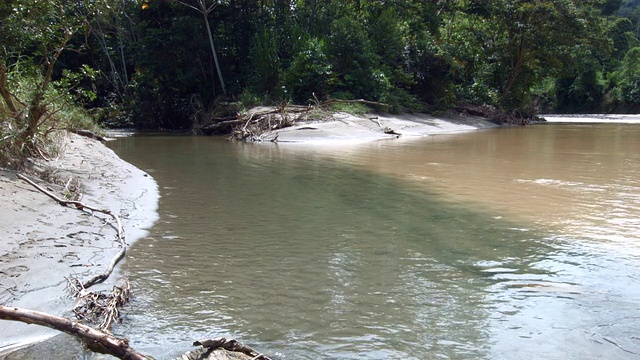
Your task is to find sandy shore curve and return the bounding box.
[0,132,159,356]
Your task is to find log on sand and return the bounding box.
[0,306,146,360]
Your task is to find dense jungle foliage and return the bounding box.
[1,0,639,144]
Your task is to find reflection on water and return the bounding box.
[109,124,640,359]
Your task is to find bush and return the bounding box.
[602,47,640,110]
[326,101,370,115]
[381,87,426,114]
[284,38,333,103]
[0,62,99,169]
[326,16,384,100]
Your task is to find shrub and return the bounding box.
[284,38,333,103]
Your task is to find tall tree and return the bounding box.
[86,0,139,104]
[446,0,608,112]
[175,0,227,95]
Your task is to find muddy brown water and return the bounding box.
[108,123,640,359]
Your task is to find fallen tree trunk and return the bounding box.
[68,128,107,142]
[320,98,390,109]
[0,306,148,360]
[1,305,272,360]
[456,104,543,125]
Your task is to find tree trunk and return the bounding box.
[0,306,148,360]
[175,0,227,96]
[202,11,226,95]
[0,63,18,115]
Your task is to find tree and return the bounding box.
[131,1,217,129]
[617,46,640,105]
[86,0,139,105]
[284,38,333,102]
[326,16,384,100]
[607,17,636,60]
[175,0,227,96]
[601,0,624,16]
[0,0,95,157]
[444,0,609,113]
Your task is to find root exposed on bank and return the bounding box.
[15,172,133,337]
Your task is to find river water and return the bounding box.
[108,123,640,360]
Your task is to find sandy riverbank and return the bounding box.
[0,131,158,357]
[542,114,640,124]
[260,110,498,143]
[261,112,640,144]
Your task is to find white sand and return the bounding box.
[0,132,158,354]
[260,111,498,143]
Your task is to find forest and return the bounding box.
[1,0,640,142]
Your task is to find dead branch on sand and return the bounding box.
[10,173,275,359]
[201,98,389,141]
[16,173,125,289]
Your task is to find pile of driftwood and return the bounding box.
[198,98,389,141]
[68,277,131,331]
[456,104,544,125]
[1,173,273,360]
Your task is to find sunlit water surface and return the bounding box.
[109,124,640,359]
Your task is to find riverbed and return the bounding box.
[108,121,640,359]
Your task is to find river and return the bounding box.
[108,123,640,359]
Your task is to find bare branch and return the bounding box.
[16,173,126,289]
[0,306,148,360]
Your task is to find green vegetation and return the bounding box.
[0,0,101,168]
[1,0,640,161]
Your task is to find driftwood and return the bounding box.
[68,278,131,331]
[194,338,271,359]
[68,128,107,142]
[0,306,148,360]
[320,98,390,108]
[16,172,133,336]
[17,173,125,288]
[200,98,390,141]
[0,305,273,360]
[456,104,543,125]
